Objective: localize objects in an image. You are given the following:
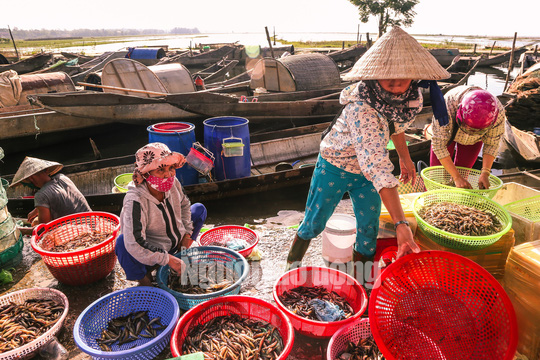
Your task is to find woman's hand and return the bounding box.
[478,172,491,189]
[454,176,473,189]
[396,223,420,259]
[168,254,186,274]
[178,233,194,252]
[27,208,38,223]
[399,158,416,185]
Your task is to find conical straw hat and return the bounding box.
[344,26,450,81]
[10,157,63,187]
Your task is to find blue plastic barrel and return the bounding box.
[147,122,199,185]
[203,117,250,181]
[126,47,166,60]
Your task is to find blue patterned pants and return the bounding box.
[297,155,381,256]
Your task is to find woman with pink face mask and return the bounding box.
[116,142,207,286]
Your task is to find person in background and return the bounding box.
[284,26,451,278]
[430,85,505,189]
[116,142,207,287]
[9,157,91,232]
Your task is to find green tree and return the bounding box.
[349,0,419,38]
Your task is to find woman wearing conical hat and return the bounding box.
[10,156,91,232]
[284,26,450,281]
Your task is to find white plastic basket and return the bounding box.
[0,288,69,360]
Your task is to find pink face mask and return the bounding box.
[146,175,175,192]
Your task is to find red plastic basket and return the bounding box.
[170,295,294,359]
[198,225,259,257]
[327,318,373,360]
[369,251,518,360]
[31,212,120,286]
[273,266,368,339]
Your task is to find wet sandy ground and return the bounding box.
[0,191,356,359]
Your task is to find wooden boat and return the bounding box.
[158,45,238,68]
[478,46,528,67]
[70,51,129,83]
[27,89,342,125]
[5,122,431,217]
[0,104,116,154]
[502,122,540,164]
[429,49,460,67]
[0,53,53,74]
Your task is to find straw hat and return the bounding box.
[343,26,450,81]
[10,157,63,187]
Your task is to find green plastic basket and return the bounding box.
[0,178,8,191]
[505,194,540,222]
[421,166,503,199]
[114,173,132,193]
[0,229,24,269]
[412,189,512,250]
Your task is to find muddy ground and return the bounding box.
[1,192,358,360]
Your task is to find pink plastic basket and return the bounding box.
[327,318,373,360]
[0,288,69,360]
[198,225,259,257]
[273,266,368,339]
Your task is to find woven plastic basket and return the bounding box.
[412,189,512,250]
[0,229,24,269]
[156,246,249,310]
[421,166,503,198]
[0,288,69,360]
[370,251,518,360]
[505,194,540,222]
[327,318,381,360]
[31,212,120,285]
[198,225,259,257]
[74,286,179,360]
[273,266,368,339]
[170,295,294,359]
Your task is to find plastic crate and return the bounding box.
[370,251,518,360]
[170,295,294,360]
[273,266,367,339]
[421,165,503,198]
[74,286,179,360]
[412,189,512,250]
[0,288,69,360]
[31,212,120,285]
[156,246,249,310]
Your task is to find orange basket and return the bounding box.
[31,212,120,286]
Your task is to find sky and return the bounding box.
[5,0,540,37]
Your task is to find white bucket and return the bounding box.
[322,214,356,264]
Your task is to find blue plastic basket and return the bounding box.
[73,286,179,360]
[156,246,249,311]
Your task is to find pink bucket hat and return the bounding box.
[132,142,185,185]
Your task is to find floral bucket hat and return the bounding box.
[133,142,186,185]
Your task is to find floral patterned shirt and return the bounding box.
[432,85,506,160]
[320,83,421,192]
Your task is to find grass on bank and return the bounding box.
[0,34,513,57]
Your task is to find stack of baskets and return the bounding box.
[31,212,120,285]
[156,246,249,310]
[0,176,24,270]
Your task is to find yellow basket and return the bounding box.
[505,195,540,222]
[421,166,503,199]
[113,173,132,193]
